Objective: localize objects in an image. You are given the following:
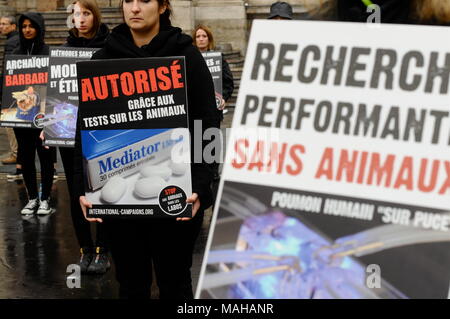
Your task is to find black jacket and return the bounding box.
[222,56,234,102]
[73,23,218,211]
[62,23,109,48]
[5,30,20,55]
[218,54,234,121]
[12,12,49,55]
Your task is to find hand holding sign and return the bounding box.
[79,196,103,223]
[177,193,200,221]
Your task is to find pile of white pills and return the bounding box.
[140,165,172,181]
[135,176,167,199]
[100,160,188,203]
[100,176,127,203]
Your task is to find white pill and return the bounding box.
[134,176,167,199]
[169,161,188,176]
[140,164,172,181]
[101,176,127,203]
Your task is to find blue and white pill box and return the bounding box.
[82,129,181,191]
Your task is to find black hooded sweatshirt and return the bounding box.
[62,23,109,48]
[73,23,218,211]
[12,12,49,56]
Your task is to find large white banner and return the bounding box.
[197,20,450,299]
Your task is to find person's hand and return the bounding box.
[177,193,200,221]
[79,196,103,223]
[39,130,49,149]
[218,98,226,110]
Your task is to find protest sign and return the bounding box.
[202,51,223,108]
[197,20,450,299]
[43,47,98,147]
[77,57,192,218]
[1,55,49,128]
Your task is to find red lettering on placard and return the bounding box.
[171,60,184,89]
[157,66,171,91]
[231,139,305,175]
[4,72,48,86]
[79,64,185,101]
[81,78,96,102]
[315,147,333,180]
[314,147,449,195]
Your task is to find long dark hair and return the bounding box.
[119,0,172,27]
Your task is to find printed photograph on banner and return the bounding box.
[43,47,99,147]
[201,51,222,108]
[82,128,191,215]
[0,55,49,128]
[200,181,450,299]
[77,56,192,219]
[197,20,450,299]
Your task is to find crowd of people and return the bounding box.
[0,0,448,299]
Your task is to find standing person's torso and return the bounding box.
[5,31,20,55]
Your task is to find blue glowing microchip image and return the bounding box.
[201,186,430,299]
[44,101,78,139]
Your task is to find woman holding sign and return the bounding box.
[73,0,218,299]
[58,0,111,274]
[193,25,234,181]
[12,12,56,216]
[63,0,110,48]
[193,24,234,117]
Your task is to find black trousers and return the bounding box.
[104,210,204,299]
[59,147,106,249]
[14,128,55,200]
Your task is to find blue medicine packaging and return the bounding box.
[82,129,182,190]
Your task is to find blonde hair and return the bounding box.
[192,25,215,51]
[303,0,450,24]
[412,0,450,23]
[302,0,335,18]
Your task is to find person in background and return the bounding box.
[74,0,217,299]
[0,15,22,179]
[12,12,55,215]
[60,0,111,274]
[193,24,234,181]
[303,0,450,25]
[1,15,19,54]
[268,1,293,20]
